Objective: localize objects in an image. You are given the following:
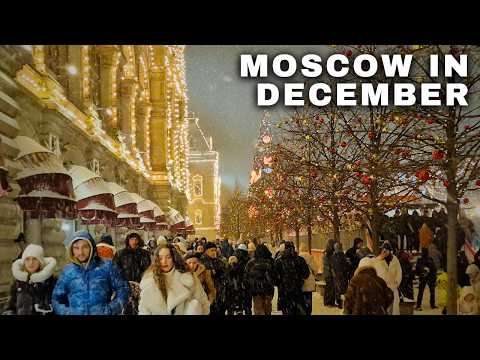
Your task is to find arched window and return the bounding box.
[195,209,203,225]
[193,175,203,197]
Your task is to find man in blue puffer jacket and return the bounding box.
[52,230,130,315]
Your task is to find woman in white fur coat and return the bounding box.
[138,244,210,315]
[372,241,402,315]
[4,244,57,315]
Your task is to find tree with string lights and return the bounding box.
[390,45,480,314]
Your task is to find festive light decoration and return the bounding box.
[17,45,191,199]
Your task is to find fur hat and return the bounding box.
[21,244,46,267]
[204,242,217,251]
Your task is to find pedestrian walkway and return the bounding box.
[269,285,443,315]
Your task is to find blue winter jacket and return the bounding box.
[52,230,130,315]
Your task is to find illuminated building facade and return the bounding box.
[0,45,190,301]
[186,116,220,241]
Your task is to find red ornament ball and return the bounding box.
[432,150,445,160]
[415,170,430,182]
[476,179,480,187]
[340,141,348,148]
[361,175,371,185]
[443,180,449,188]
[345,49,353,57]
[426,119,434,125]
[463,198,470,204]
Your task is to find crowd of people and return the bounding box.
[3,220,480,315]
[2,231,315,315]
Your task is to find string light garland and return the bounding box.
[16,45,191,193]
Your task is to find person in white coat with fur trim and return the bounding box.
[372,241,402,315]
[4,244,57,315]
[138,243,210,315]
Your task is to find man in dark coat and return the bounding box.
[113,232,151,314]
[415,247,437,310]
[245,244,276,315]
[201,242,228,315]
[323,239,336,307]
[231,243,252,314]
[273,241,310,315]
[397,209,414,251]
[331,242,349,308]
[220,238,234,259]
[345,237,363,281]
[457,249,470,288]
[398,250,414,300]
[225,256,250,315]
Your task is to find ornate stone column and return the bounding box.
[149,69,167,171]
[97,45,118,134]
[135,100,151,167]
[119,78,137,152]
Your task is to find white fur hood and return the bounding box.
[12,257,57,283]
[138,269,209,315]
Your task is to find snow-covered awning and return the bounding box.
[103,183,140,228]
[14,136,76,219]
[15,136,69,179]
[166,206,184,226]
[167,207,185,233]
[69,165,116,225]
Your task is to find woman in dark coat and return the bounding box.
[5,244,57,315]
[345,237,363,281]
[323,239,336,307]
[397,250,414,300]
[331,242,349,308]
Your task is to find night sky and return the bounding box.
[185,45,330,190]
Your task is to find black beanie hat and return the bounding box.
[382,241,393,252]
[204,242,217,251]
[100,234,114,246]
[184,252,201,261]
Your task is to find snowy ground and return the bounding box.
[268,285,443,315]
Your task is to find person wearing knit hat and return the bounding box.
[185,251,216,304]
[237,243,247,251]
[204,241,217,252]
[113,232,151,315]
[4,244,57,315]
[96,234,116,260]
[201,241,228,315]
[52,230,130,315]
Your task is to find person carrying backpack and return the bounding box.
[245,244,276,315]
[273,241,310,315]
[225,256,250,314]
